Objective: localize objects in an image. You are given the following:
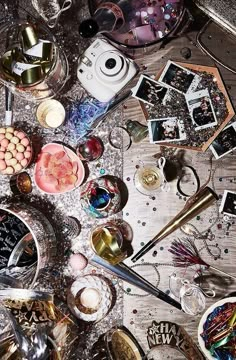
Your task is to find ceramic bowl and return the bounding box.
[34,143,85,194]
[198,297,236,360]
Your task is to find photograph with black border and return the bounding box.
[158,60,201,95]
[132,75,169,106]
[210,122,236,159]
[219,190,236,218]
[148,117,186,143]
[186,89,218,131]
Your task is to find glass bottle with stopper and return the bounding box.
[126,119,148,143]
[79,0,138,38]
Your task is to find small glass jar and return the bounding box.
[80,176,121,218]
[134,164,164,196]
[90,223,127,265]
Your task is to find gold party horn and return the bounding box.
[91,225,127,265]
[132,187,218,263]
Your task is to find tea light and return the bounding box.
[80,288,101,310]
[36,99,65,129]
[10,172,32,194]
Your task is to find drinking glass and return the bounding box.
[90,223,127,265]
[0,19,69,102]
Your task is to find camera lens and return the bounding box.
[105,58,117,70]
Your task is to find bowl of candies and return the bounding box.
[0,126,33,175]
[34,143,85,194]
[198,297,236,360]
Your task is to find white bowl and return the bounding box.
[198,297,236,360]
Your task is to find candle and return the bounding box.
[10,171,32,194]
[36,99,65,128]
[80,288,101,310]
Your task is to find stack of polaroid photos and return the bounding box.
[132,60,228,150]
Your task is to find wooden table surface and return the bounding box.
[121,24,236,357]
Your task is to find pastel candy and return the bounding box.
[0,134,5,141]
[16,152,24,161]
[5,132,13,140]
[0,152,4,160]
[11,149,17,157]
[24,151,31,159]
[21,158,28,167]
[21,138,29,147]
[11,136,19,144]
[6,127,14,133]
[17,131,25,140]
[16,144,25,152]
[5,151,12,160]
[9,158,17,166]
[7,143,15,151]
[26,146,31,151]
[1,138,9,148]
[4,166,14,174]
[14,163,22,172]
[0,128,5,134]
[0,160,6,170]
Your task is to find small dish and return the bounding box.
[198,297,236,360]
[67,274,112,323]
[0,127,33,175]
[34,143,85,194]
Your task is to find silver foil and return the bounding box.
[194,0,236,36]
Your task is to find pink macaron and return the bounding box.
[69,253,88,271]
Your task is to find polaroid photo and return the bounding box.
[219,190,236,218]
[148,117,186,143]
[186,89,218,131]
[158,60,201,95]
[132,75,169,106]
[210,121,236,159]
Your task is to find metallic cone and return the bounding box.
[131,187,218,263]
[91,255,182,310]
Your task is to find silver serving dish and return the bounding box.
[0,203,57,288]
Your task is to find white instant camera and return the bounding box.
[77,39,139,103]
